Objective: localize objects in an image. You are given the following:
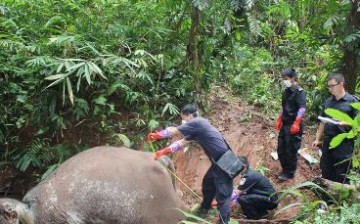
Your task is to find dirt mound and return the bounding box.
[173,87,321,222]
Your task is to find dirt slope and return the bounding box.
[173,87,321,222]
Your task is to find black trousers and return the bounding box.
[321,136,354,184]
[238,194,278,219]
[277,124,302,176]
[201,164,233,224]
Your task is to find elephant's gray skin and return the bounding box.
[0,146,182,224]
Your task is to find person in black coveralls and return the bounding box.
[275,68,306,181]
[312,73,358,184]
[235,156,278,220]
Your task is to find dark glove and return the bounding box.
[275,116,283,131]
[154,147,172,160]
[290,118,301,135]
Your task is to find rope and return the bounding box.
[147,141,202,200]
[162,162,202,200]
[162,163,229,224]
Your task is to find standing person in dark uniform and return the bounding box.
[235,156,278,220]
[147,104,238,224]
[312,73,358,184]
[275,68,306,181]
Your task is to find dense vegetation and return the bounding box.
[1,0,359,222]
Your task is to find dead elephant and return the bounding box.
[0,146,182,224]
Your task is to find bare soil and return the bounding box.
[173,87,321,223]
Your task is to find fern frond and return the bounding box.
[247,13,262,37]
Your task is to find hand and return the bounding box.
[290,118,301,135]
[146,132,162,142]
[230,190,240,205]
[154,147,172,160]
[312,140,322,149]
[275,116,283,131]
[338,121,351,127]
[211,200,218,206]
[211,190,241,208]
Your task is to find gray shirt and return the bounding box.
[177,117,229,161]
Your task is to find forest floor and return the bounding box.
[173,86,322,223]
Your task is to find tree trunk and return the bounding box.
[341,0,360,94]
[187,6,202,95]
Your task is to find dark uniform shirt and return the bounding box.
[282,85,306,124]
[238,168,276,197]
[321,92,358,137]
[177,117,229,161]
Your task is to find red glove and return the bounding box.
[146,132,162,142]
[211,200,237,208]
[290,118,301,135]
[154,147,172,160]
[275,116,283,131]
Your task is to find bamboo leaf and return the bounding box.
[84,63,91,85]
[113,134,131,147]
[90,62,106,79]
[325,108,354,126]
[62,80,66,106]
[64,60,74,71]
[45,73,68,80]
[66,77,74,105]
[273,202,302,217]
[44,78,65,89]
[41,164,58,180]
[85,42,102,56]
[177,209,212,224]
[68,62,85,72]
[162,103,179,116]
[56,63,64,73]
[76,75,82,92]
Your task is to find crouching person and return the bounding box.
[235,156,278,220]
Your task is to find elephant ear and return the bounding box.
[4,207,18,223]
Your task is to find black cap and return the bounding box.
[282,68,297,78]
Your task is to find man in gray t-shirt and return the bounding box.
[147,104,233,224]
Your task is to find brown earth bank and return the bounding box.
[173,87,322,223]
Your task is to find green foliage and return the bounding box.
[162,103,180,117]
[325,108,354,127]
[111,134,131,148]
[0,0,196,179]
[228,46,281,113]
[254,164,270,176]
[294,203,360,224]
[178,209,239,224]
[326,102,360,169]
[271,179,360,223]
[11,139,74,173]
[178,210,212,224]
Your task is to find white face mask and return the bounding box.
[181,120,187,125]
[283,80,292,88]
